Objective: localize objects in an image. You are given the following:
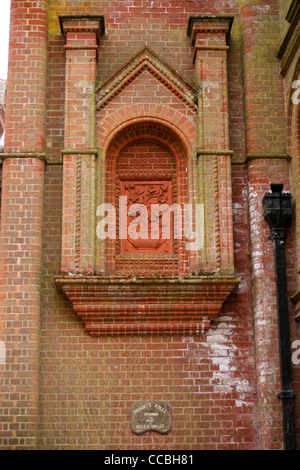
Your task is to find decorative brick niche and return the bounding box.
[104,123,185,277]
[55,16,241,336]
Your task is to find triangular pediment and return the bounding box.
[96,47,198,112]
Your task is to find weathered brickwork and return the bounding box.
[0,0,47,450]
[0,79,6,142]
[1,0,300,451]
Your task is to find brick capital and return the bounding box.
[187,16,234,47]
[59,15,105,47]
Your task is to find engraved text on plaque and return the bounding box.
[130,401,172,435]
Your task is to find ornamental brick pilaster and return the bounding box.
[188,17,234,275]
[188,16,233,151]
[60,16,105,274]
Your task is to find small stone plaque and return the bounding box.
[130,401,172,435]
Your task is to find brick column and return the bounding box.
[60,16,105,275]
[0,0,48,449]
[188,17,234,274]
[240,0,289,449]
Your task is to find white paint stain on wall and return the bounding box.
[0,341,6,364]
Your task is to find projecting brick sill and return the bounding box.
[54,275,242,336]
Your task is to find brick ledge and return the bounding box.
[54,275,242,336]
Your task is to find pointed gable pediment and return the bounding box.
[96,47,198,112]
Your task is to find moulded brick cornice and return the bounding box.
[61,148,100,156]
[59,15,105,45]
[246,153,292,162]
[187,15,234,46]
[0,152,46,162]
[286,0,300,23]
[95,47,198,112]
[197,149,234,156]
[230,154,292,166]
[278,4,300,75]
[54,275,242,336]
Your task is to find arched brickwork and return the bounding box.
[97,105,198,153]
[101,120,194,276]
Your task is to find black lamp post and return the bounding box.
[262,184,296,450]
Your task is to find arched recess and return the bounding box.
[95,119,196,276]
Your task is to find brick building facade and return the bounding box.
[1,0,300,450]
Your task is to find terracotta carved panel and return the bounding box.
[114,140,179,275]
[121,180,172,254]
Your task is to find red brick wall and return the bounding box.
[1,0,300,451]
[278,0,300,442]
[0,157,45,449]
[240,0,300,449]
[37,159,260,449]
[38,0,257,450]
[5,2,47,153]
[46,0,240,164]
[0,0,47,449]
[0,163,2,220]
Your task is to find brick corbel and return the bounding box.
[54,275,242,336]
